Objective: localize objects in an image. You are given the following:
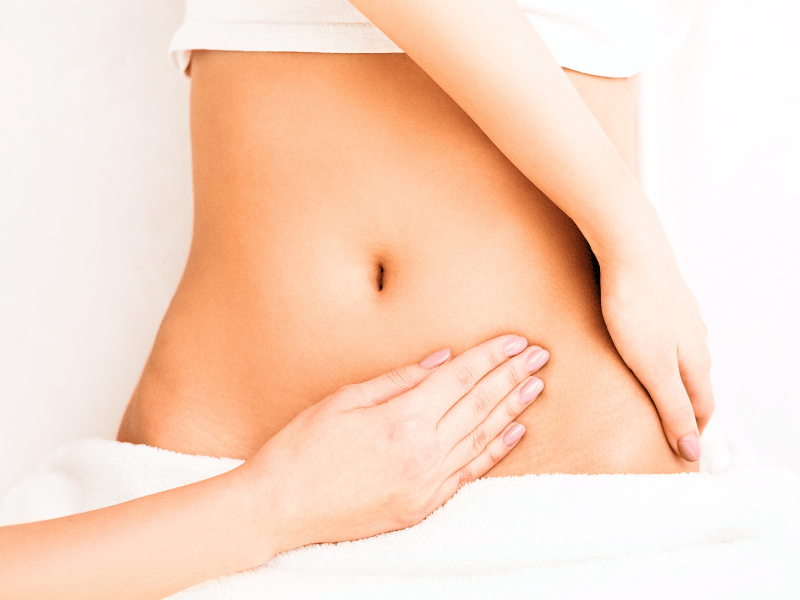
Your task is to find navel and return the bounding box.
[376,263,385,292]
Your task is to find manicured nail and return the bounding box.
[504,336,528,357]
[419,348,451,369]
[524,348,550,372]
[518,377,544,405]
[678,432,701,462]
[503,423,525,446]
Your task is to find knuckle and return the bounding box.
[486,347,503,370]
[486,441,504,465]
[468,426,489,455]
[505,364,522,389]
[502,396,519,420]
[386,366,416,391]
[457,465,475,490]
[388,410,425,443]
[391,420,439,477]
[469,387,494,419]
[454,362,477,390]
[669,402,696,426]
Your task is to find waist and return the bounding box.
[120,51,690,475]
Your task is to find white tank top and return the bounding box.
[168,0,699,77]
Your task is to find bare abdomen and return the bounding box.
[119,51,692,476]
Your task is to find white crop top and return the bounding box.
[168,0,699,78]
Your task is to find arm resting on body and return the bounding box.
[346,0,714,459]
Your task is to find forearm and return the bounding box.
[0,464,275,600]
[348,0,669,261]
[0,335,545,598]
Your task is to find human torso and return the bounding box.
[118,51,692,476]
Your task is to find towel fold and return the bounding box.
[2,422,798,599]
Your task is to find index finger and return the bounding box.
[638,359,701,462]
[410,334,528,418]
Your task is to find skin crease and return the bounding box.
[119,51,695,476]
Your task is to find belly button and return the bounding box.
[376,263,385,291]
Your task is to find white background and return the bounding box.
[1,0,798,490]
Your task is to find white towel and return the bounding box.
[2,422,798,599]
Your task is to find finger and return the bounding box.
[430,423,525,510]
[679,351,715,434]
[442,375,543,474]
[688,375,714,434]
[412,334,529,418]
[339,347,452,409]
[437,344,548,447]
[638,359,701,462]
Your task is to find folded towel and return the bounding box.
[2,422,798,599]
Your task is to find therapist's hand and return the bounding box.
[245,334,548,560]
[0,334,548,600]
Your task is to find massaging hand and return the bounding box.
[0,334,547,600]
[244,334,547,558]
[599,242,714,463]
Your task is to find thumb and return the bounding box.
[639,361,701,462]
[344,348,451,408]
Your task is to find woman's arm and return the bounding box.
[0,335,547,600]
[347,0,653,256]
[347,0,713,459]
[0,466,271,600]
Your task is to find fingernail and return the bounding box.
[524,348,550,372]
[678,432,701,462]
[518,377,544,405]
[419,348,451,369]
[503,423,525,446]
[504,336,528,357]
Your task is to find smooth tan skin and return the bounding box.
[119,50,693,476]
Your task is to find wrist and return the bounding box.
[234,455,302,566]
[580,194,674,271]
